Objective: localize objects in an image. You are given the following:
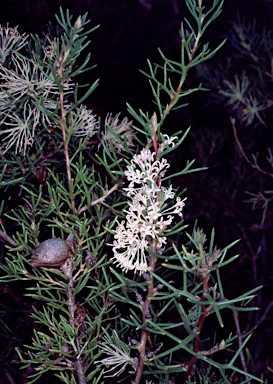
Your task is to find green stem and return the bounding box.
[59,91,76,214]
[184,271,209,383]
[61,259,87,384]
[134,249,157,384]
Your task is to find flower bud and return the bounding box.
[74,16,82,30]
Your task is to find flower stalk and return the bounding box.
[134,241,157,384]
[61,259,87,384]
[184,270,210,383]
[59,89,76,214]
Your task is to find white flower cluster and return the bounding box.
[0,55,69,154]
[0,55,69,109]
[0,24,75,154]
[112,148,186,274]
[43,36,72,72]
[96,331,136,377]
[1,101,39,154]
[102,112,135,153]
[0,25,27,64]
[71,105,98,138]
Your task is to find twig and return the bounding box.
[58,59,76,213]
[0,229,19,247]
[158,21,202,130]
[5,370,16,384]
[61,259,87,384]
[255,300,273,329]
[184,271,209,383]
[232,308,251,384]
[134,243,157,384]
[237,223,260,284]
[231,117,273,179]
[78,183,119,214]
[198,341,226,356]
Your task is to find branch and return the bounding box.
[231,117,273,179]
[61,259,87,384]
[78,183,119,214]
[255,300,273,329]
[232,308,251,384]
[0,229,19,247]
[184,271,210,383]
[133,243,157,384]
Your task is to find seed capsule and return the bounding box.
[31,238,70,268]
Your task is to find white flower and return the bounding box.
[111,148,186,274]
[0,55,71,102]
[102,112,135,153]
[0,101,39,154]
[159,134,178,152]
[74,16,82,31]
[43,36,71,70]
[96,331,136,377]
[0,54,69,127]
[112,220,151,274]
[0,53,75,128]
[0,55,34,100]
[71,105,98,138]
[0,25,27,64]
[125,148,170,196]
[43,36,58,62]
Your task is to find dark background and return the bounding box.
[1,0,273,383]
[1,0,273,114]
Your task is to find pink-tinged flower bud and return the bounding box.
[74,16,82,30]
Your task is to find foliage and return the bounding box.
[193,13,273,381]
[0,2,263,383]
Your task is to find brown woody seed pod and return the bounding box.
[31,238,70,268]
